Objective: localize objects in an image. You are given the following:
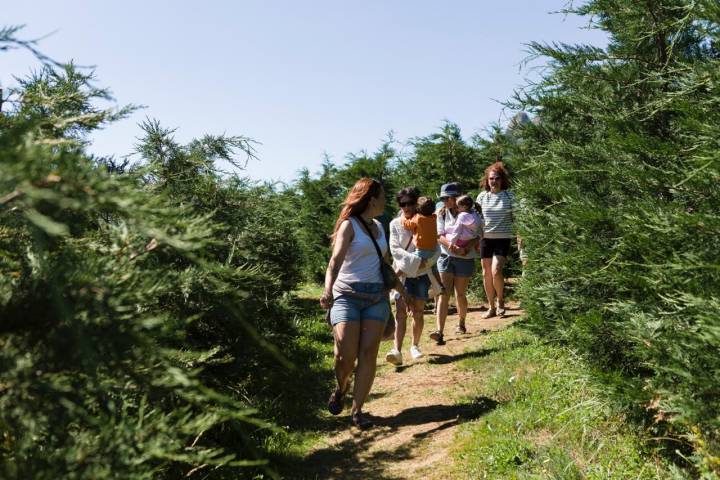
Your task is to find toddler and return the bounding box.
[402,196,445,295]
[448,195,482,250]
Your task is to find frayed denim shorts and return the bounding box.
[436,253,476,277]
[330,282,390,325]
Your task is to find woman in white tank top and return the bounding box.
[319,178,396,430]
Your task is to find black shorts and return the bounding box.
[480,238,511,259]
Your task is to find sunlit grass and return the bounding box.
[451,327,679,479]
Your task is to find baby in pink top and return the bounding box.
[448,195,482,248]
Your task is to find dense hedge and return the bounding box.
[0,38,311,478]
[507,1,720,474]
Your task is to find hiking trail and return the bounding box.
[300,302,522,479]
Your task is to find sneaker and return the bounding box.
[385,348,403,366]
[410,345,423,359]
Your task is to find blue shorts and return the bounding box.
[436,254,476,277]
[415,248,437,260]
[330,282,390,325]
[404,274,431,301]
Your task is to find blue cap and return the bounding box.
[439,182,461,198]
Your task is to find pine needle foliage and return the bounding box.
[0,31,306,479]
[507,1,720,473]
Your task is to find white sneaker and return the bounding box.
[385,348,403,366]
[410,345,423,360]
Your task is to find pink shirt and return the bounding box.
[446,211,480,243]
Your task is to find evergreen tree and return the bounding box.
[0,28,308,479]
[393,121,484,198]
[508,1,720,472]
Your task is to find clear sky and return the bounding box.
[1,1,606,184]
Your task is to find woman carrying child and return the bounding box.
[400,196,445,296]
[448,195,482,251]
[430,182,480,345]
[385,187,433,366]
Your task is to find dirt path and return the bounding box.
[300,302,521,479]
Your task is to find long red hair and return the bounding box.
[480,160,511,191]
[331,178,383,245]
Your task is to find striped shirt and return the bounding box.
[477,190,515,239]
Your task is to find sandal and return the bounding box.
[455,322,467,335]
[327,388,346,415]
[497,304,506,316]
[429,330,446,345]
[482,309,496,319]
[352,411,374,430]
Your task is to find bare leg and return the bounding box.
[435,272,455,335]
[333,322,360,393]
[492,255,507,310]
[393,296,407,352]
[453,275,471,326]
[481,257,496,310]
[351,319,385,414]
[411,298,425,346]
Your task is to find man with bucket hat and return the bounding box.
[429,181,479,345]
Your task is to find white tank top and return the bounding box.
[336,217,387,284]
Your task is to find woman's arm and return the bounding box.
[320,220,353,309]
[389,219,422,277]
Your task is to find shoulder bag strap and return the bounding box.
[355,216,384,264]
[404,235,413,251]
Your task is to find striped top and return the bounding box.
[477,190,515,239]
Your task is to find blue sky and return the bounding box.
[1,1,606,183]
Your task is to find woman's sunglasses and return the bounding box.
[398,201,415,207]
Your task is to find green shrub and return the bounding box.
[508,1,720,473]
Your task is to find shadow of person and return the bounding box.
[466,305,489,313]
[291,427,405,480]
[288,398,498,478]
[373,396,498,432]
[426,348,499,365]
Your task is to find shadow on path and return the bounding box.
[294,396,497,479]
[376,395,498,430]
[427,347,498,365]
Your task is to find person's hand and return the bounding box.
[449,244,460,254]
[400,291,411,307]
[320,290,333,309]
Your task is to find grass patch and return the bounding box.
[452,326,682,479]
[253,284,337,477]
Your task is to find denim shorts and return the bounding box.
[404,274,431,301]
[436,254,476,277]
[415,248,437,260]
[330,282,390,325]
